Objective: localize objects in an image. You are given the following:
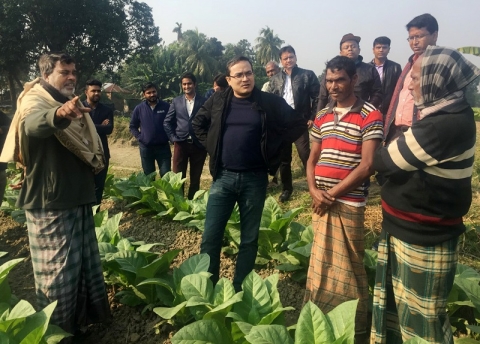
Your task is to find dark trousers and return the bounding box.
[279,129,310,192]
[173,141,207,199]
[94,159,109,205]
[200,168,268,291]
[139,144,171,177]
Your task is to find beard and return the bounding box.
[60,86,76,97]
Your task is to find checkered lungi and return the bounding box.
[304,202,368,334]
[26,205,111,335]
[370,230,458,344]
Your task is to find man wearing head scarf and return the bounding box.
[370,46,480,344]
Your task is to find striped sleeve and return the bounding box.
[361,106,383,142]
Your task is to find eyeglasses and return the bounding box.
[406,34,430,42]
[228,71,254,79]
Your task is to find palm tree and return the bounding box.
[177,29,221,82]
[254,26,285,66]
[173,22,183,42]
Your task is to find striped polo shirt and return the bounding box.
[311,99,383,206]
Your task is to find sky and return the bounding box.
[142,0,480,76]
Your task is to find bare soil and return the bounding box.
[0,141,306,343]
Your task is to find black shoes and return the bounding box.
[279,190,292,203]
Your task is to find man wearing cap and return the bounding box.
[370,46,479,344]
[317,33,383,111]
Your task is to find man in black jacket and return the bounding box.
[370,36,402,115]
[192,56,307,291]
[84,79,114,205]
[267,46,320,202]
[317,33,383,111]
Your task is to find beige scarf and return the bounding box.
[0,78,105,174]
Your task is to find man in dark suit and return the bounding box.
[84,79,114,205]
[164,72,207,199]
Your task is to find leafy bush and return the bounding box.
[0,252,71,342]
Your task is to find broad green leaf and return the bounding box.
[325,299,357,342]
[258,229,284,254]
[225,226,241,246]
[204,292,244,320]
[98,243,118,258]
[185,296,211,307]
[137,277,174,293]
[137,249,181,279]
[181,274,214,303]
[154,301,188,319]
[116,238,133,251]
[295,301,334,344]
[0,252,7,258]
[258,307,294,325]
[174,254,210,286]
[213,278,236,306]
[456,264,480,280]
[171,319,233,344]
[300,225,314,243]
[43,324,72,343]
[234,272,272,323]
[454,277,480,312]
[231,321,253,343]
[245,324,294,344]
[0,258,24,285]
[7,300,36,319]
[288,242,312,258]
[135,243,164,252]
[93,208,108,227]
[260,197,283,228]
[264,274,281,311]
[276,264,303,272]
[173,211,193,221]
[17,301,57,343]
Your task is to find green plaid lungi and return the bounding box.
[26,205,111,335]
[304,202,368,334]
[370,230,458,344]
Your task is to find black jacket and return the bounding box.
[318,55,383,111]
[267,65,320,121]
[83,101,114,160]
[369,59,402,114]
[192,87,307,179]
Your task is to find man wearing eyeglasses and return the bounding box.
[267,45,320,203]
[383,13,438,145]
[192,56,307,292]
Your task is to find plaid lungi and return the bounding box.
[304,202,368,334]
[370,230,458,344]
[26,205,111,335]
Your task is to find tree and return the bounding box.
[254,26,284,66]
[173,22,183,42]
[177,29,223,82]
[458,47,480,56]
[0,0,161,103]
[0,0,36,105]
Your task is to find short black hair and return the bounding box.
[142,82,157,93]
[279,45,296,58]
[406,13,439,34]
[373,36,391,47]
[226,56,253,76]
[85,79,102,89]
[213,73,228,88]
[326,56,357,79]
[181,72,197,85]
